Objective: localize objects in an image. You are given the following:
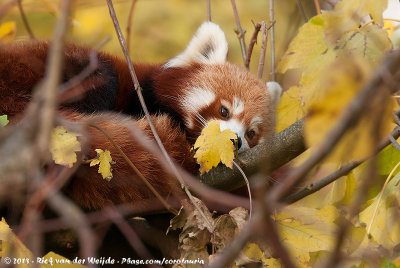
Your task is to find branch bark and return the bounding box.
[200,119,306,191]
[268,49,400,203]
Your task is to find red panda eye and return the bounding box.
[246,130,256,140]
[220,106,229,119]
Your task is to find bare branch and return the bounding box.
[295,0,308,22]
[126,0,138,55]
[314,0,322,15]
[17,0,35,39]
[268,49,400,202]
[104,207,156,264]
[284,127,400,204]
[87,122,179,215]
[200,119,306,191]
[244,22,261,70]
[257,22,268,79]
[207,0,211,21]
[230,0,247,64]
[106,0,219,232]
[269,0,276,81]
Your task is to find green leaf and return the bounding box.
[378,145,400,175]
[0,115,9,126]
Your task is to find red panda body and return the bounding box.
[0,22,281,210]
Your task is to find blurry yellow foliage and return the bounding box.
[324,0,388,44]
[0,21,16,42]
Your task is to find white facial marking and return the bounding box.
[217,119,249,153]
[250,116,263,127]
[232,97,244,115]
[181,87,215,114]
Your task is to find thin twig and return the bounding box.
[200,118,306,191]
[207,0,211,21]
[295,0,308,22]
[17,0,35,39]
[47,191,98,266]
[88,122,179,215]
[268,49,400,202]
[126,0,138,55]
[367,160,400,234]
[284,126,400,204]
[245,22,261,70]
[233,161,252,218]
[326,103,385,267]
[314,0,321,15]
[31,0,71,157]
[269,0,276,81]
[104,207,156,264]
[59,36,111,102]
[230,0,247,64]
[106,0,214,231]
[79,113,251,211]
[257,22,268,79]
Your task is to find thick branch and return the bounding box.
[284,126,400,204]
[268,49,400,202]
[200,119,305,191]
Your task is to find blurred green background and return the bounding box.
[0,0,317,84]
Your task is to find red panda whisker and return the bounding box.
[194,113,207,126]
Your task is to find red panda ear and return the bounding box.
[266,81,282,107]
[164,22,228,68]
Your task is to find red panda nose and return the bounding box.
[230,135,242,150]
[236,134,242,150]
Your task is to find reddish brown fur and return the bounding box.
[62,112,196,210]
[0,40,274,210]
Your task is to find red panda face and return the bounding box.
[157,22,281,153]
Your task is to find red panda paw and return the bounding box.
[63,112,196,210]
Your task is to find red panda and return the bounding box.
[0,22,281,210]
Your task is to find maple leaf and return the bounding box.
[194,120,237,174]
[50,126,81,168]
[90,149,113,181]
[0,115,8,127]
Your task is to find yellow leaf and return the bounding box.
[324,0,388,44]
[244,243,263,259]
[90,149,113,181]
[50,126,81,168]
[0,219,33,261]
[274,205,336,266]
[359,172,400,249]
[0,22,16,42]
[194,120,237,174]
[304,58,394,162]
[383,20,394,38]
[276,86,306,132]
[263,258,282,268]
[277,15,327,73]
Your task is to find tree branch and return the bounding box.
[200,119,306,191]
[284,126,400,204]
[268,49,400,203]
